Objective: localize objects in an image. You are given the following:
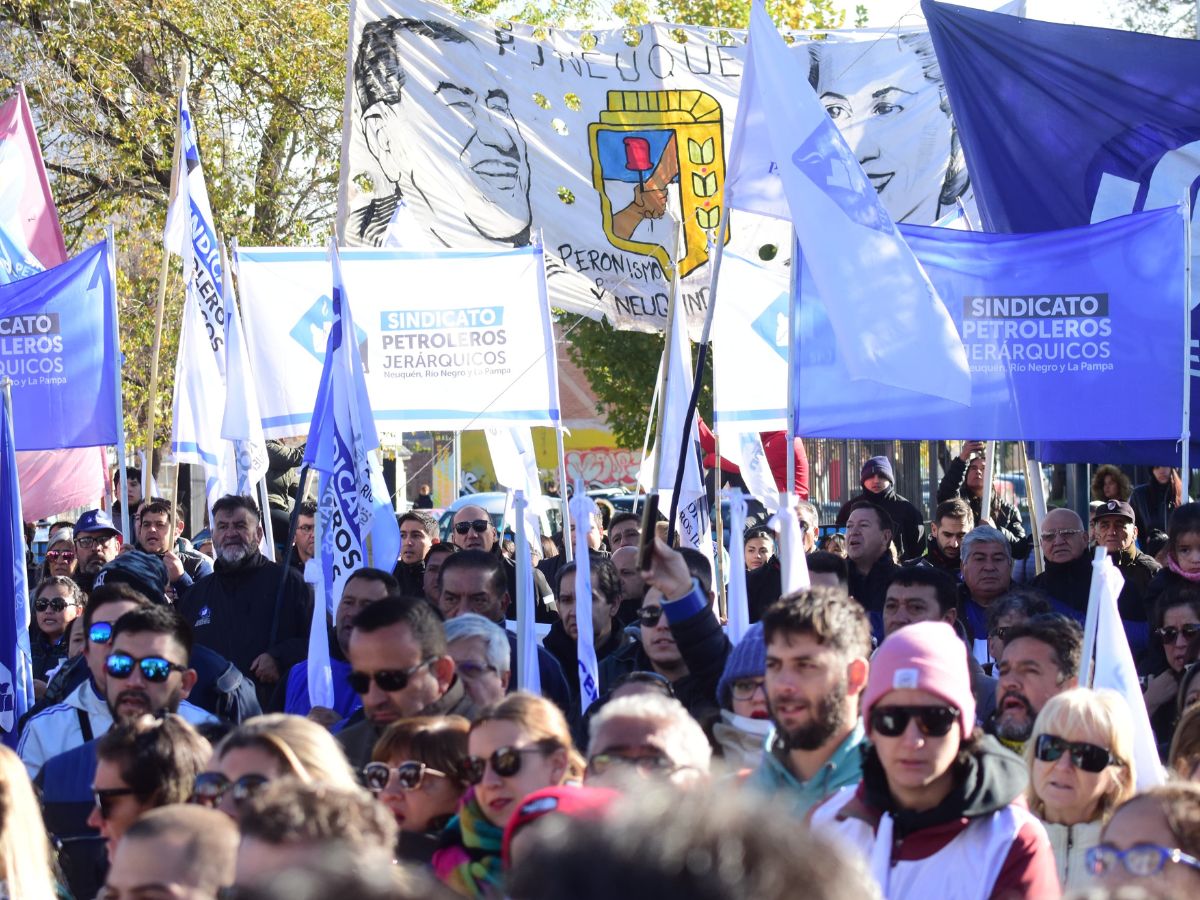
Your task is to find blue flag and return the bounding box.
[924,0,1200,461]
[0,384,34,747]
[0,240,119,450]
[793,207,1187,439]
[304,244,401,709]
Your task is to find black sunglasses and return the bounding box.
[869,705,959,738]
[35,597,74,613]
[461,745,555,785]
[93,786,137,819]
[347,659,432,695]
[637,605,664,627]
[192,772,269,808]
[1155,623,1200,644]
[88,622,114,644]
[105,652,186,683]
[362,760,448,793]
[1034,733,1116,773]
[454,519,490,535]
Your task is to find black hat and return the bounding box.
[1094,499,1135,524]
[94,551,169,603]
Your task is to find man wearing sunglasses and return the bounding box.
[338,596,475,769]
[73,508,124,595]
[450,504,556,621]
[19,584,149,777]
[812,621,1060,899]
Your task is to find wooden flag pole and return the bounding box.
[144,59,189,503]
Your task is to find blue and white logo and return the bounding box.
[289,294,370,366]
[750,291,790,363]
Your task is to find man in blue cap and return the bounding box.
[73,510,124,595]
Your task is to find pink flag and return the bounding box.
[0,86,67,268]
[2,87,104,520]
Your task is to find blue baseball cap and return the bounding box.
[75,509,120,537]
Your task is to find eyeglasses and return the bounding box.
[362,760,448,793]
[93,786,137,819]
[34,597,74,613]
[105,652,187,683]
[1040,529,1085,542]
[191,772,270,809]
[347,660,433,695]
[730,678,766,701]
[45,550,75,562]
[637,605,664,627]
[586,751,684,779]
[869,705,959,738]
[461,745,555,785]
[1086,843,1200,878]
[455,660,498,680]
[453,519,490,535]
[1155,623,1200,644]
[75,534,116,549]
[88,622,114,644]
[1034,733,1116,773]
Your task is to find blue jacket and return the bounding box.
[503,628,572,717]
[37,740,106,900]
[284,657,362,723]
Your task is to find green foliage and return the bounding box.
[1116,0,1196,37]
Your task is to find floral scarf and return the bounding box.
[431,792,505,899]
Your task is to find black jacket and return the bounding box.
[938,457,1028,558]
[543,620,635,707]
[1110,545,1162,621]
[393,559,425,598]
[835,487,924,561]
[1031,554,1093,615]
[179,552,311,705]
[904,539,960,577]
[1130,480,1183,544]
[597,584,729,727]
[747,556,783,623]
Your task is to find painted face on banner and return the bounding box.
[810,37,954,225]
[357,20,532,248]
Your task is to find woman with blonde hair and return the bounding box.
[1024,687,1136,890]
[0,744,58,899]
[193,713,357,820]
[433,692,584,898]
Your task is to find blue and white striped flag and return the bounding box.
[0,382,34,748]
[570,480,602,714]
[304,243,400,708]
[166,87,237,513]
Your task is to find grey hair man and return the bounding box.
[585,693,711,790]
[444,612,511,708]
[959,525,1014,664]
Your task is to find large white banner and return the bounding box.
[338,0,972,333]
[235,244,560,438]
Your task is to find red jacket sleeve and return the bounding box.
[988,820,1061,900]
[761,433,809,499]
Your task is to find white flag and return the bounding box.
[776,493,811,596]
[485,426,542,549]
[221,279,268,495]
[727,2,970,405]
[1087,550,1165,790]
[513,490,543,697]
[725,489,750,646]
[571,480,602,714]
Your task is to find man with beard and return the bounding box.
[750,585,872,816]
[907,498,973,576]
[73,509,125,595]
[179,495,310,707]
[990,613,1081,753]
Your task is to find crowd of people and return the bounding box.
[8,448,1200,899]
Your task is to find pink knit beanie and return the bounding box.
[862,621,975,737]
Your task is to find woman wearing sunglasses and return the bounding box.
[432,693,584,898]
[1143,590,1200,755]
[195,714,357,820]
[366,715,470,863]
[1023,688,1135,889]
[30,576,84,681]
[1091,783,1200,893]
[812,621,1061,899]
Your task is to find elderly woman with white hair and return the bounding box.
[1024,687,1137,890]
[444,613,512,709]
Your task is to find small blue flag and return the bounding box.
[0,382,35,747]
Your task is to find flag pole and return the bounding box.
[632,356,662,516]
[1022,442,1047,576]
[106,225,131,541]
[657,222,685,543]
[713,428,727,620]
[1080,545,1107,688]
[981,441,995,524]
[1181,198,1192,500]
[145,60,188,504]
[787,229,798,495]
